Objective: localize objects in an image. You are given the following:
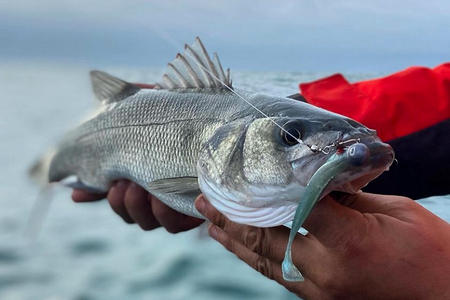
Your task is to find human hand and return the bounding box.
[72,180,204,233]
[194,193,450,299]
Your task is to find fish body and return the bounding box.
[49,38,394,226]
[50,87,257,217]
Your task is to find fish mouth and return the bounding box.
[292,135,394,188]
[331,136,395,193]
[353,136,395,169]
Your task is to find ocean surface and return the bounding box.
[1,61,449,300]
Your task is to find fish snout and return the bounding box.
[356,138,395,170]
[347,143,370,166]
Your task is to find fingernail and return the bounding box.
[195,196,205,213]
[129,182,139,190]
[208,224,218,239]
[116,180,128,189]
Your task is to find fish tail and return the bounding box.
[28,148,56,186]
[24,184,56,239]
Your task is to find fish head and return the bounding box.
[197,97,394,226]
[287,116,395,195]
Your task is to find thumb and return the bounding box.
[302,193,417,247]
[334,192,414,215]
[302,196,365,243]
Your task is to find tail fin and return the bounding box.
[26,148,58,239]
[24,185,55,239]
[28,148,56,186]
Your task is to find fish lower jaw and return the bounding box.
[198,176,298,227]
[332,167,388,194]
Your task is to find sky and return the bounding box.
[1,0,449,73]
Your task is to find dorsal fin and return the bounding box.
[90,70,140,104]
[156,37,232,90]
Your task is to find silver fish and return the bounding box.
[48,37,394,230]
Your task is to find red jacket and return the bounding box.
[300,63,450,142]
[298,63,450,199]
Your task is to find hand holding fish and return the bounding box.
[44,37,420,295]
[72,181,203,233]
[195,193,450,299]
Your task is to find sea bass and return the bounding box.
[48,37,394,230]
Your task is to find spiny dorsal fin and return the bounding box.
[156,37,232,90]
[90,70,140,104]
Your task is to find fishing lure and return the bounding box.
[283,143,370,281]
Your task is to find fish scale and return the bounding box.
[50,88,247,218]
[48,37,393,226]
[46,38,394,282]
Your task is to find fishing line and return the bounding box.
[151,32,306,148]
[151,33,355,154]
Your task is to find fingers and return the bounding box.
[209,224,323,299]
[335,192,414,214]
[106,180,203,232]
[151,196,204,233]
[302,192,416,241]
[302,196,363,237]
[195,195,329,281]
[72,180,203,233]
[195,195,319,261]
[107,180,134,223]
[72,189,106,202]
[123,183,160,230]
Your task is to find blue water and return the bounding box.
[0,61,448,300]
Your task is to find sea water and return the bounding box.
[0,61,448,300]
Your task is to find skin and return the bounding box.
[72,180,203,233]
[74,186,450,299]
[194,193,450,299]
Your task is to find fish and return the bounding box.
[46,37,395,282]
[47,37,394,228]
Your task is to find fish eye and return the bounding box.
[281,121,302,146]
